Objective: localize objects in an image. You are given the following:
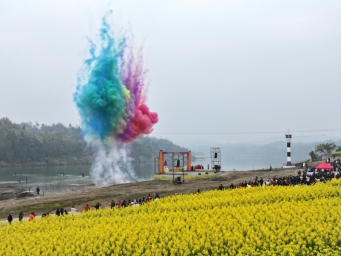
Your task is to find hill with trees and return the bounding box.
[0,117,190,167]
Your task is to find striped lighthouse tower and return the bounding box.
[285,132,292,166]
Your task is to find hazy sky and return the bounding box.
[1,1,340,145]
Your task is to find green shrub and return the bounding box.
[331,151,341,157]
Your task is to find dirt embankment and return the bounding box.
[0,187,21,201]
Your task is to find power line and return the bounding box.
[152,129,341,135]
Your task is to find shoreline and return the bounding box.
[0,166,306,219]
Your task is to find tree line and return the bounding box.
[309,143,341,161]
[129,136,190,162]
[0,117,89,166]
[0,117,190,167]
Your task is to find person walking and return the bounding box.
[84,204,90,211]
[19,211,24,221]
[95,202,100,210]
[29,212,35,221]
[36,186,40,195]
[110,200,115,209]
[71,206,77,213]
[7,214,13,225]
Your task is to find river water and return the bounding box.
[0,162,154,195]
[0,158,286,195]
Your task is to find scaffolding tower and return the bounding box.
[171,152,187,185]
[171,152,187,171]
[210,147,221,172]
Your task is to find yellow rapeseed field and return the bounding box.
[1,179,341,255]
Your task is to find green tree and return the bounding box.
[315,143,337,154]
[309,151,318,161]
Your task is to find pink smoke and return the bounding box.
[119,104,158,142]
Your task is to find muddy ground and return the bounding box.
[0,166,307,219]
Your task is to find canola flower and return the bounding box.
[2,180,341,255]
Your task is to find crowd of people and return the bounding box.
[216,160,341,190]
[7,211,35,224]
[5,160,341,225]
[83,193,161,211]
[326,158,341,170]
[4,193,162,224]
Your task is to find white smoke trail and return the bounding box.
[89,138,138,186]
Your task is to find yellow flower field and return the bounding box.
[1,180,341,255]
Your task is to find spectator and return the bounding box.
[29,212,35,221]
[110,200,115,209]
[259,178,264,186]
[19,211,24,221]
[84,204,91,211]
[95,202,101,210]
[71,206,77,213]
[122,200,127,207]
[7,214,13,225]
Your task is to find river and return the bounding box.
[0,157,289,195]
[0,162,154,195]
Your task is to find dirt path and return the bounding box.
[0,168,301,219]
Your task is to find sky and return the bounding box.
[1,0,341,146]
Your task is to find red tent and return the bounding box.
[315,162,334,170]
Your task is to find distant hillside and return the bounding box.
[0,117,190,167]
[0,117,90,167]
[220,142,312,163]
[190,139,341,167]
[128,136,190,162]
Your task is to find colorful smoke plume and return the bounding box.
[74,12,158,185]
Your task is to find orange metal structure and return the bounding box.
[158,150,191,174]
